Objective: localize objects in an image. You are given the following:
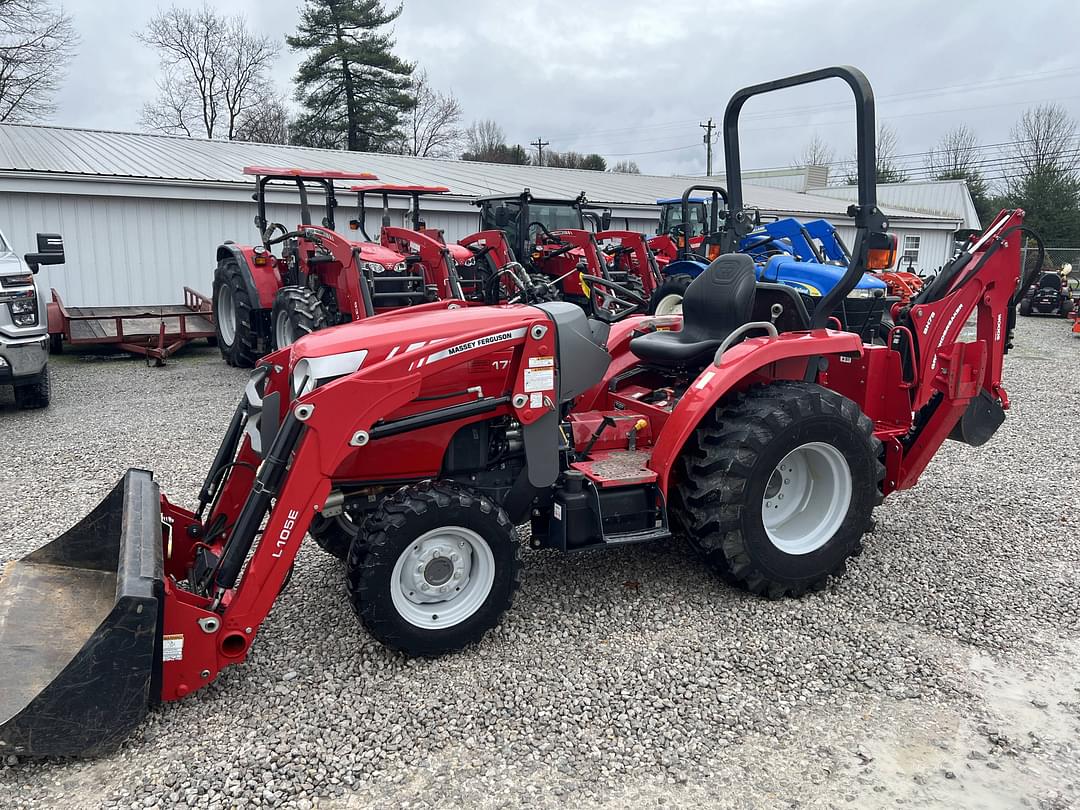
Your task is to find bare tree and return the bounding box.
[463,119,506,158]
[1004,104,1080,185]
[393,70,463,157]
[926,124,979,177]
[610,160,641,174]
[0,0,77,122]
[793,134,835,167]
[234,96,291,144]
[137,5,278,140]
[845,123,908,184]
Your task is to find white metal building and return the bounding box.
[0,124,964,306]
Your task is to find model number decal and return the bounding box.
[271,509,301,558]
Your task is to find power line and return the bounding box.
[530,136,549,167]
[700,118,715,176]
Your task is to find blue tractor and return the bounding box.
[650,187,890,341]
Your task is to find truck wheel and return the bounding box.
[49,333,63,354]
[346,482,522,657]
[674,381,883,598]
[1018,298,1033,316]
[271,286,328,350]
[650,274,693,316]
[14,365,50,410]
[213,258,261,367]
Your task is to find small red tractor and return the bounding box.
[475,189,661,312]
[212,169,469,366]
[0,66,1043,758]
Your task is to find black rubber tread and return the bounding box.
[13,364,50,409]
[1018,298,1033,316]
[345,481,522,657]
[270,286,329,350]
[308,511,359,561]
[49,333,63,354]
[1061,299,1075,317]
[213,258,261,367]
[673,381,884,599]
[649,273,693,315]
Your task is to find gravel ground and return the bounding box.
[0,318,1078,809]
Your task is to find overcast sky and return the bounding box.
[49,0,1080,182]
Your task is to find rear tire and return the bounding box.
[346,482,522,657]
[674,381,883,598]
[1018,298,1033,316]
[271,286,329,350]
[1061,299,1075,317]
[649,274,693,316]
[49,333,63,354]
[14,365,50,409]
[213,258,261,367]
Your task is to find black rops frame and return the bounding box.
[252,174,339,245]
[676,184,729,259]
[722,65,888,328]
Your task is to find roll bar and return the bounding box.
[677,184,729,259]
[722,66,887,328]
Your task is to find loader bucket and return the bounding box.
[0,469,164,757]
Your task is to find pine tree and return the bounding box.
[287,0,414,151]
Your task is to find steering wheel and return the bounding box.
[528,221,569,246]
[580,274,646,323]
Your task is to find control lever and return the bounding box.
[581,415,617,458]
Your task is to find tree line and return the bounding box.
[795,112,1080,245]
[0,0,638,172]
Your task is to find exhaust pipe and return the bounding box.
[0,469,164,757]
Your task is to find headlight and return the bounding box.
[291,350,369,399]
[361,261,385,275]
[291,358,316,398]
[392,261,408,273]
[846,288,881,299]
[9,295,38,327]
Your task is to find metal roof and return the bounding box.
[814,179,980,229]
[0,123,954,223]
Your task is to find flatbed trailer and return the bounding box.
[48,287,215,365]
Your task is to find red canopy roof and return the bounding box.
[350,184,450,195]
[243,166,379,180]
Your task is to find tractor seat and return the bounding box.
[1037,271,1061,289]
[630,254,757,366]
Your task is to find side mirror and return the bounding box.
[600,211,612,230]
[494,205,510,228]
[24,232,65,274]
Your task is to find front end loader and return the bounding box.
[0,65,1041,759]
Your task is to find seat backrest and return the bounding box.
[1038,271,1061,289]
[681,254,757,343]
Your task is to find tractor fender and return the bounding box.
[648,329,864,495]
[216,244,279,310]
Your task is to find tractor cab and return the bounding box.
[474,189,614,307]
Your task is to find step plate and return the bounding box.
[571,450,656,488]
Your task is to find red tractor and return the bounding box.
[0,66,1044,758]
[212,170,468,367]
[475,189,661,312]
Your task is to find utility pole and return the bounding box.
[531,137,550,167]
[699,118,715,176]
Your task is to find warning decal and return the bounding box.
[163,634,184,662]
[528,356,555,368]
[523,368,555,393]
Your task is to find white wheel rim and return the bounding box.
[762,442,852,555]
[390,526,495,630]
[655,293,684,316]
[218,285,236,345]
[274,308,296,348]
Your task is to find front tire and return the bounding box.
[346,482,522,657]
[649,274,693,316]
[674,381,883,598]
[213,258,261,367]
[1018,298,1033,316]
[271,286,329,350]
[14,365,50,409]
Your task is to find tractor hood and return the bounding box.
[352,241,406,267]
[759,255,886,297]
[284,303,537,395]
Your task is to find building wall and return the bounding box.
[0,182,949,307]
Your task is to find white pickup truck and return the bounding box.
[0,230,65,409]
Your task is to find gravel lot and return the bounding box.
[1,318,1078,809]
